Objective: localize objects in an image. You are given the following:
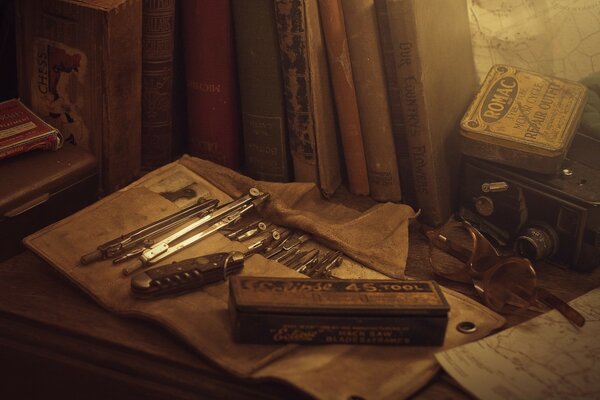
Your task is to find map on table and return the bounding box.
[435,287,600,400]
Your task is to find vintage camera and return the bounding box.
[458,133,600,272]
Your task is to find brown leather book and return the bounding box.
[232,0,290,182]
[342,0,402,202]
[318,0,370,196]
[274,0,342,196]
[141,0,177,170]
[384,0,478,225]
[182,0,241,171]
[15,0,142,194]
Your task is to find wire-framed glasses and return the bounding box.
[425,218,585,326]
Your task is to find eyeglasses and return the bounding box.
[425,218,585,327]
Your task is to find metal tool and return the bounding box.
[160,187,197,202]
[246,230,283,254]
[236,222,270,241]
[80,197,219,265]
[308,251,343,278]
[130,251,245,299]
[122,188,269,276]
[225,220,270,242]
[130,230,283,299]
[263,233,311,260]
[289,248,320,271]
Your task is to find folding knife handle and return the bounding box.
[130,251,244,299]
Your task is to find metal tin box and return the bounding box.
[229,277,450,346]
[460,65,587,173]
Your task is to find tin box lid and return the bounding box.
[229,277,450,317]
[461,64,588,157]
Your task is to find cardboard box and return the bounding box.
[15,0,142,193]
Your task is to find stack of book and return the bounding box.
[178,0,478,225]
[13,0,479,225]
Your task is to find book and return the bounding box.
[273,0,342,196]
[341,0,402,202]
[141,0,177,170]
[383,0,478,226]
[232,0,290,182]
[181,0,241,171]
[318,0,370,196]
[374,0,417,207]
[15,0,142,194]
[0,98,63,160]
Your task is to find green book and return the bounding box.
[232,0,290,182]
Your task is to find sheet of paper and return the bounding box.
[435,287,600,400]
[468,0,600,82]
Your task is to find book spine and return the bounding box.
[0,135,61,160]
[374,0,417,207]
[103,1,143,193]
[232,0,290,182]
[304,0,343,196]
[341,0,402,202]
[141,0,176,170]
[273,0,318,184]
[181,0,241,171]
[384,0,443,225]
[318,0,370,196]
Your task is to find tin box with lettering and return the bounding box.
[0,143,98,261]
[460,64,587,174]
[228,277,450,346]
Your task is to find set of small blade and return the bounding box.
[224,218,344,279]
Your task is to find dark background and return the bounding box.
[0,0,17,102]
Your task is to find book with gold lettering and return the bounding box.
[274,0,342,195]
[382,0,478,225]
[182,0,241,170]
[232,0,290,181]
[374,0,416,207]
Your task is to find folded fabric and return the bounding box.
[24,156,505,399]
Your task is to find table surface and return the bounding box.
[1,213,599,399]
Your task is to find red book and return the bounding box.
[0,99,63,160]
[181,0,241,170]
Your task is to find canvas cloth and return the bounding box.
[24,156,505,399]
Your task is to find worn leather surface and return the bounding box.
[24,156,505,399]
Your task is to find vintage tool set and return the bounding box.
[76,187,451,346]
[79,187,347,299]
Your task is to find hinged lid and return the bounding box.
[230,277,450,317]
[460,65,587,173]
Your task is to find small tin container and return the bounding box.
[460,64,588,174]
[228,277,450,346]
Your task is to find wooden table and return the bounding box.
[1,225,598,399]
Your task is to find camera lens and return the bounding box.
[514,223,558,261]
